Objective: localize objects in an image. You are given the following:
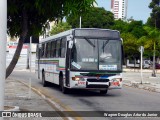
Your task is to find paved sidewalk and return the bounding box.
[123,68,160,73]
[4,78,63,120]
[123,70,160,93]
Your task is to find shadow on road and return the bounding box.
[40,81,122,97]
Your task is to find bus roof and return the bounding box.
[40,28,120,43]
[40,29,73,43]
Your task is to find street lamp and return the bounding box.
[79,10,82,28]
[80,16,82,28]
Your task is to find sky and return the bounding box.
[96,0,152,23]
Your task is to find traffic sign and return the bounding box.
[138,46,144,53]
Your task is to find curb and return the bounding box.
[123,69,160,73]
[123,81,160,93]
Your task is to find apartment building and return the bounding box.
[111,0,128,20]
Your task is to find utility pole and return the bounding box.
[140,46,144,84]
[79,9,82,29]
[0,0,7,120]
[79,16,82,28]
[28,36,32,99]
[139,46,144,84]
[26,44,30,69]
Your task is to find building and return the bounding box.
[111,0,128,20]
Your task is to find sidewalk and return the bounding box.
[123,69,160,93]
[123,68,160,73]
[4,78,64,120]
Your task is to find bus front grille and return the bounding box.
[87,79,109,82]
[86,85,108,88]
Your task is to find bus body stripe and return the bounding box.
[36,59,65,72]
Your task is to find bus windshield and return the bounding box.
[71,38,122,71]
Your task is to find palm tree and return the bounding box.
[144,26,160,77]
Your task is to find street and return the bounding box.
[5,53,160,119]
[9,70,160,120]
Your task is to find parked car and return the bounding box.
[126,59,151,69]
[143,60,151,69]
[155,63,160,69]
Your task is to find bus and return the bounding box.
[35,28,123,94]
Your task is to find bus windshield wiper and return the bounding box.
[102,40,109,49]
[84,37,95,48]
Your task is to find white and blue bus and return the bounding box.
[36,28,123,94]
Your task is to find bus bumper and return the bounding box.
[108,86,122,89]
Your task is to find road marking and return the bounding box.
[16,80,83,120]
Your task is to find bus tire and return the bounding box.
[42,71,47,87]
[60,76,68,94]
[59,75,63,91]
[62,83,68,94]
[100,89,108,94]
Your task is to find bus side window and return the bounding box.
[61,38,66,58]
[36,44,39,58]
[44,43,48,58]
[47,42,51,58]
[36,44,41,59]
[58,39,62,57]
[41,44,45,58]
[50,41,54,58]
[45,43,48,58]
[53,41,57,57]
[56,40,60,57]
[38,48,41,59]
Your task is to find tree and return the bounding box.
[121,33,139,65]
[7,0,96,78]
[143,26,160,76]
[112,20,147,39]
[147,0,160,28]
[50,22,71,35]
[66,7,114,28]
[138,36,153,59]
[126,21,147,38]
[111,19,128,33]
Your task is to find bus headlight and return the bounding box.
[72,77,85,81]
[111,78,122,82]
[110,78,122,86]
[72,77,80,81]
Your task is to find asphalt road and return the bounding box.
[9,70,160,120]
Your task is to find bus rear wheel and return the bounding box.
[42,71,47,87]
[59,75,63,91]
[100,89,108,94]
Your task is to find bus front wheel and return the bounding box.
[59,75,68,94]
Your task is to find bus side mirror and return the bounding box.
[67,35,73,49]
[67,35,73,41]
[68,41,73,49]
[121,38,123,43]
